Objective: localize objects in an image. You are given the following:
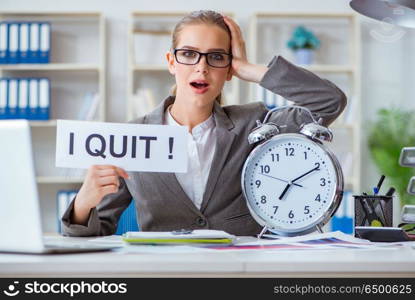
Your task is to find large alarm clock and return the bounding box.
[241,105,344,237]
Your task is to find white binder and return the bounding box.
[0,22,8,63]
[29,78,39,118]
[0,78,7,117]
[255,84,265,102]
[57,191,69,233]
[29,23,40,63]
[18,79,29,118]
[58,192,69,218]
[8,79,18,118]
[264,89,276,108]
[38,78,50,119]
[9,23,19,63]
[39,23,50,63]
[19,23,29,63]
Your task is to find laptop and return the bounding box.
[0,120,117,254]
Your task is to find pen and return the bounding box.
[360,198,383,227]
[373,175,385,195]
[386,187,396,197]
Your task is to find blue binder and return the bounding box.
[56,190,78,233]
[0,78,7,119]
[19,23,30,64]
[14,78,22,119]
[0,22,8,64]
[331,190,354,234]
[8,23,20,64]
[28,78,39,120]
[56,190,67,233]
[18,78,29,119]
[39,23,50,63]
[29,23,40,63]
[7,78,18,119]
[38,78,50,120]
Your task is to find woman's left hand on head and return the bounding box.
[223,15,267,83]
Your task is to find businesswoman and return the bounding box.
[62,10,346,236]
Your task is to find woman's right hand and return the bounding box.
[72,165,129,225]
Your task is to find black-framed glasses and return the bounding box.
[174,48,232,68]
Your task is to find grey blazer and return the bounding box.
[62,56,347,237]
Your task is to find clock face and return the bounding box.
[242,133,342,235]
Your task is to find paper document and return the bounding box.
[209,231,406,251]
[88,235,124,246]
[122,230,235,245]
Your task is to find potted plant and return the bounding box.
[368,107,415,207]
[287,25,320,65]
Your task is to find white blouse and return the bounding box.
[164,105,216,210]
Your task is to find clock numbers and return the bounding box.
[260,165,270,174]
[285,148,294,156]
[271,153,280,162]
[273,206,279,214]
[244,135,340,234]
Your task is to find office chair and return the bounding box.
[115,200,139,235]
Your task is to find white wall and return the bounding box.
[2,0,415,198]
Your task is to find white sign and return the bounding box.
[56,120,188,173]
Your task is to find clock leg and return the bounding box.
[316,224,324,233]
[257,226,269,239]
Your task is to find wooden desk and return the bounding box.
[0,236,414,277]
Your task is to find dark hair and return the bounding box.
[169,10,231,105]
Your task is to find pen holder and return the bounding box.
[354,195,393,227]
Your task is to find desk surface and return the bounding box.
[1,235,415,277]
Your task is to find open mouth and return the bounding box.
[190,81,209,90]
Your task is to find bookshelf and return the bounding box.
[0,63,101,71]
[127,11,241,121]
[36,176,84,184]
[248,12,362,195]
[0,11,106,232]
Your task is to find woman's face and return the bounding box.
[167,23,232,108]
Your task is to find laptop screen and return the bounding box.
[0,120,44,252]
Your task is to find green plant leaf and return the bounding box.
[368,107,415,206]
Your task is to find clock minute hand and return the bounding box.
[259,173,303,188]
[291,166,320,183]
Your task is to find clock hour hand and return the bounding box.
[291,166,320,183]
[259,173,303,188]
[278,183,291,200]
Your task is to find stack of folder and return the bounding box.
[256,85,292,109]
[331,190,354,234]
[122,229,235,246]
[0,77,50,120]
[0,22,50,64]
[56,190,78,233]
